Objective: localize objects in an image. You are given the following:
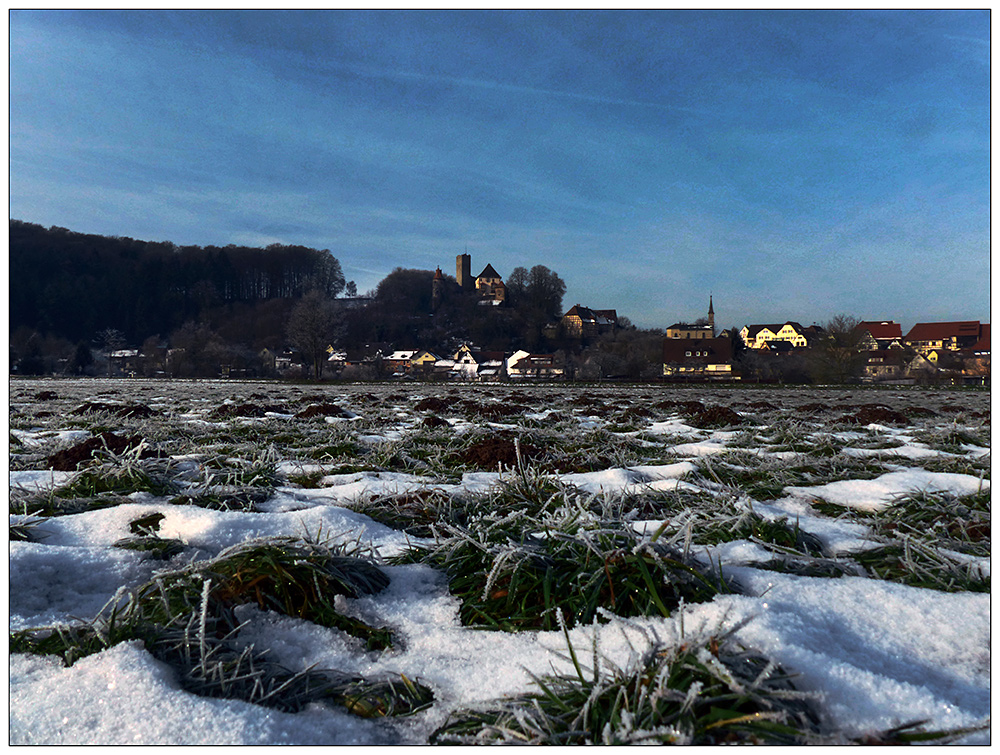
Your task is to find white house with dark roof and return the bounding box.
[739,322,823,349]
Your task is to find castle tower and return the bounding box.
[431,267,444,312]
[708,295,715,337]
[457,253,472,291]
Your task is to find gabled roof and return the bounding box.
[385,350,418,361]
[856,321,903,340]
[564,304,596,322]
[593,309,617,323]
[743,322,813,339]
[743,324,784,338]
[476,264,501,280]
[905,321,981,342]
[454,347,506,363]
[411,350,441,361]
[509,352,558,370]
[564,305,617,324]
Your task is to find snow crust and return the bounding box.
[785,470,989,512]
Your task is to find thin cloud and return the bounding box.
[318,56,719,116]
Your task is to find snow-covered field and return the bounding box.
[8,378,991,744]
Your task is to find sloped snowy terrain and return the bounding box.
[8,379,991,744]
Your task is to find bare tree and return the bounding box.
[808,314,866,384]
[286,290,344,380]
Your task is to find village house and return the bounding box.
[662,337,738,381]
[258,348,297,375]
[855,321,904,350]
[409,350,442,376]
[561,304,618,339]
[452,344,506,380]
[343,344,388,368]
[431,357,457,379]
[739,322,823,349]
[326,347,347,369]
[382,350,418,377]
[904,321,985,354]
[108,349,142,377]
[506,350,564,380]
[862,350,906,381]
[904,352,939,380]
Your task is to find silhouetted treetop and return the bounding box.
[9,219,345,343]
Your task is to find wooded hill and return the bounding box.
[10,220,346,345]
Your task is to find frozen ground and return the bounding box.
[7,378,991,744]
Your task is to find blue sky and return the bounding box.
[9,10,990,330]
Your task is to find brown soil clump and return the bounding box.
[415,396,457,412]
[72,401,159,418]
[465,401,530,421]
[658,400,707,415]
[295,403,353,419]
[684,405,745,428]
[422,414,450,428]
[47,432,163,471]
[210,403,288,419]
[840,404,910,426]
[456,434,541,468]
[34,391,59,401]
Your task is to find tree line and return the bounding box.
[10,220,346,346]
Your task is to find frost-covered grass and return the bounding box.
[8,378,991,745]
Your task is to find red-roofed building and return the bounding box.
[855,321,904,350]
[904,321,983,354]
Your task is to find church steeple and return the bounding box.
[708,295,715,336]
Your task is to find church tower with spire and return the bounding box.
[708,295,715,336]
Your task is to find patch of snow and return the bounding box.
[784,470,989,512]
[11,429,91,448]
[10,470,76,492]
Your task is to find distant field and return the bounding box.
[9,378,991,745]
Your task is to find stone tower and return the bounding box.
[708,295,715,337]
[431,267,445,312]
[456,253,472,291]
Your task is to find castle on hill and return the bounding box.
[432,253,506,311]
